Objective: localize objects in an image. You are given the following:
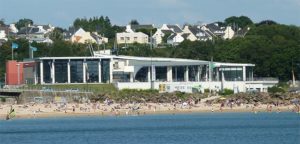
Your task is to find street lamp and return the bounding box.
[16,63,20,85]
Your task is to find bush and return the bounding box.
[1,97,6,103]
[268,86,285,93]
[204,89,210,93]
[220,89,234,96]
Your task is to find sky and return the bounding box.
[0,0,300,28]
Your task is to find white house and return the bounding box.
[9,24,18,33]
[70,28,108,44]
[167,33,184,46]
[116,32,148,44]
[161,24,183,33]
[152,29,173,45]
[223,26,235,39]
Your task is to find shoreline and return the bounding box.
[1,104,298,120]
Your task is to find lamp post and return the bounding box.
[16,63,20,85]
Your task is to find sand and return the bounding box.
[0,102,298,119]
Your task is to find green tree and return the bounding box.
[15,18,33,29]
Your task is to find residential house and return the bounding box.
[182,25,214,41]
[65,27,108,44]
[167,33,184,46]
[161,24,183,33]
[234,27,250,38]
[201,23,235,39]
[116,32,148,44]
[152,29,173,45]
[17,24,54,43]
[125,24,154,33]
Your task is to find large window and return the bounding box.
[135,67,149,82]
[70,60,83,83]
[172,66,185,82]
[86,60,99,83]
[101,59,110,83]
[219,67,243,81]
[43,60,52,83]
[54,60,68,83]
[156,66,167,82]
[188,66,198,81]
[246,66,253,81]
[113,72,130,82]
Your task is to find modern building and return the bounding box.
[5,54,278,93]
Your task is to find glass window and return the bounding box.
[70,60,83,83]
[135,67,149,82]
[101,59,110,83]
[188,66,198,81]
[86,59,99,83]
[156,66,167,82]
[43,60,52,83]
[54,60,68,83]
[172,66,185,82]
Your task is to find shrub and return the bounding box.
[1,97,6,103]
[220,89,234,96]
[268,86,285,93]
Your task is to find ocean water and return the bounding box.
[0,112,299,144]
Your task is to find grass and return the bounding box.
[24,84,117,94]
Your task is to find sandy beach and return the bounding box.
[1,101,298,119]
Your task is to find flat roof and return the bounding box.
[35,55,255,67]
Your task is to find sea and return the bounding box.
[0,112,299,144]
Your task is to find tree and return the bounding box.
[15,18,33,29]
[129,19,139,25]
[0,18,5,26]
[225,16,253,30]
[256,20,278,26]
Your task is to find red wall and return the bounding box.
[6,61,24,85]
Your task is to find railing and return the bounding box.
[248,77,279,82]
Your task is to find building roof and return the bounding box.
[181,33,190,39]
[35,54,255,67]
[130,24,154,31]
[167,25,182,33]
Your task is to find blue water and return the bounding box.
[0,113,299,144]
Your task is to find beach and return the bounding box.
[1,101,298,119]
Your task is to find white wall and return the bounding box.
[116,32,148,44]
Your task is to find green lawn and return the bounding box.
[25,84,117,94]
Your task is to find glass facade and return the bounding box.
[70,60,83,83]
[43,60,52,83]
[172,66,185,82]
[54,60,68,83]
[246,66,253,81]
[101,59,110,83]
[113,72,130,82]
[86,59,99,83]
[188,66,198,82]
[135,67,149,82]
[219,67,243,81]
[155,66,167,82]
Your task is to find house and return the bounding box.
[17,24,55,44]
[167,33,184,46]
[152,29,173,45]
[70,28,108,44]
[234,27,250,38]
[201,23,235,39]
[125,24,154,33]
[116,32,148,44]
[161,24,183,33]
[181,25,214,41]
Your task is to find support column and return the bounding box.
[67,60,71,83]
[40,61,44,84]
[243,66,246,81]
[196,66,201,82]
[98,60,101,83]
[184,66,189,82]
[130,72,134,82]
[109,59,113,83]
[83,60,86,83]
[51,60,55,84]
[147,66,151,82]
[167,66,173,82]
